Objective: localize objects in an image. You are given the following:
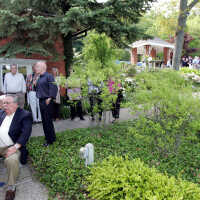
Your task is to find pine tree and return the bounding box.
[0,0,155,75]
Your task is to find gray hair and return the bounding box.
[35,61,47,71]
[5,94,19,105]
[52,67,59,76]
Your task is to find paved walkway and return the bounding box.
[0,108,134,200]
[32,108,135,137]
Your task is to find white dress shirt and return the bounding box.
[0,113,15,147]
[3,72,26,93]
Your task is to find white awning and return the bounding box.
[129,37,175,49]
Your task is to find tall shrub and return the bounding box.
[128,69,200,155]
[75,32,126,123]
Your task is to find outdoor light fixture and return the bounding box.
[80,143,94,167]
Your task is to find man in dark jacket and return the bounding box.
[0,94,32,200]
[35,61,58,146]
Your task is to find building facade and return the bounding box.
[0,38,66,93]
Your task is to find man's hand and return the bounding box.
[5,146,17,158]
[46,98,51,105]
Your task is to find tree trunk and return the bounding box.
[172,0,188,70]
[60,1,73,77]
[62,33,74,77]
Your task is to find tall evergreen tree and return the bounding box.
[0,0,155,75]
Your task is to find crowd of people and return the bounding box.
[0,61,58,200]
[181,56,200,69]
[166,56,200,69]
[1,62,123,124]
[0,61,123,200]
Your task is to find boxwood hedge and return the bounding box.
[87,156,200,200]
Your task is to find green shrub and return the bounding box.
[127,66,137,77]
[87,156,200,200]
[128,69,200,155]
[180,67,200,76]
[60,105,70,119]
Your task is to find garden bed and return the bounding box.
[27,121,200,200]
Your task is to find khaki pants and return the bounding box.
[0,147,20,186]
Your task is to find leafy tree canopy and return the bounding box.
[0,0,155,59]
[139,0,200,41]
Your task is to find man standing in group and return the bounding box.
[3,64,26,108]
[26,64,41,123]
[35,61,58,146]
[0,95,32,200]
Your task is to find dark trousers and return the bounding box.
[89,94,103,119]
[39,99,56,144]
[52,102,60,120]
[70,100,84,119]
[112,91,123,119]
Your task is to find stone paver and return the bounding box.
[0,108,134,200]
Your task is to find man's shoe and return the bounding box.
[112,119,116,123]
[5,189,16,200]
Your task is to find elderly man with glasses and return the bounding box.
[3,64,26,109]
[0,95,32,200]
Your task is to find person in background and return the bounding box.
[3,64,26,108]
[0,95,32,200]
[181,57,189,67]
[35,61,58,147]
[66,80,85,121]
[188,56,193,69]
[88,79,103,121]
[108,78,123,123]
[193,56,198,69]
[166,58,172,68]
[0,94,5,111]
[26,64,41,123]
[52,67,61,121]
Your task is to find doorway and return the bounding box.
[0,58,45,92]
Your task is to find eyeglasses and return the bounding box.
[3,101,14,105]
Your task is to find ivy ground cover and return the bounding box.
[27,121,200,200]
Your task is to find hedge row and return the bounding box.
[87,156,200,200]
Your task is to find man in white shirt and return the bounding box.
[3,64,26,108]
[0,95,32,200]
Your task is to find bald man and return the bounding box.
[35,62,58,146]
